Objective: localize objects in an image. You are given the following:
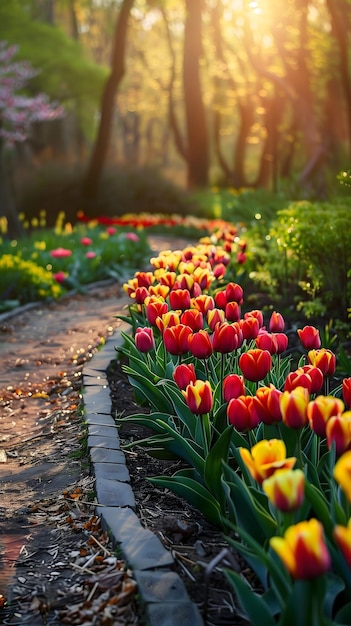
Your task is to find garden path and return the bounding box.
[0,234,198,623]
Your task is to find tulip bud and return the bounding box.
[254,384,282,425]
[326,413,351,457]
[191,295,215,315]
[239,349,272,383]
[297,325,321,350]
[181,309,204,332]
[244,309,264,328]
[343,378,351,409]
[227,395,260,431]
[169,289,191,311]
[135,327,155,353]
[188,330,213,359]
[225,282,243,304]
[213,322,241,353]
[155,311,181,333]
[269,311,285,332]
[225,301,241,322]
[307,396,344,438]
[308,349,336,377]
[163,324,192,356]
[270,519,331,579]
[145,299,169,326]
[240,316,260,341]
[207,308,225,331]
[262,468,305,512]
[223,374,245,402]
[173,363,197,390]
[255,332,278,355]
[183,380,213,415]
[280,386,310,429]
[274,333,289,354]
[214,290,227,310]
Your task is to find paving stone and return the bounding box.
[97,506,174,570]
[88,424,119,438]
[90,447,125,464]
[146,602,204,626]
[133,570,189,603]
[95,477,135,508]
[94,462,130,482]
[84,413,116,427]
[82,387,111,413]
[87,435,120,449]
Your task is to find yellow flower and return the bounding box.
[239,439,296,484]
[334,450,351,501]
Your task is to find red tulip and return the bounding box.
[173,363,197,390]
[169,289,191,311]
[240,316,260,341]
[207,308,225,331]
[163,324,192,355]
[284,370,313,394]
[297,325,321,350]
[191,295,215,315]
[274,333,289,354]
[269,311,285,332]
[188,330,213,359]
[326,414,351,457]
[213,322,241,353]
[255,331,278,355]
[135,271,155,288]
[214,290,227,310]
[225,301,241,322]
[145,299,169,326]
[227,395,260,431]
[343,378,351,409]
[239,349,272,382]
[135,327,155,353]
[183,380,213,415]
[300,365,324,394]
[334,520,351,568]
[244,309,264,328]
[155,311,181,333]
[223,374,245,402]
[135,286,150,305]
[225,282,243,304]
[181,309,204,332]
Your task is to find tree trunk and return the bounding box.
[82,0,134,200]
[0,142,25,240]
[183,0,208,188]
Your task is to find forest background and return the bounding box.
[1,0,351,239]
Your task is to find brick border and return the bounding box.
[83,322,204,626]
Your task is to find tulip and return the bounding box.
[145,299,169,326]
[135,327,155,353]
[269,311,285,332]
[223,374,245,402]
[274,333,289,354]
[181,309,204,332]
[297,325,321,350]
[270,519,331,579]
[240,316,260,341]
[300,365,324,394]
[225,282,243,304]
[343,378,351,409]
[174,275,195,292]
[284,370,313,394]
[239,349,272,383]
[183,380,213,415]
[207,308,225,331]
[155,311,181,333]
[135,271,155,288]
[225,301,241,322]
[280,386,310,429]
[262,468,305,512]
[213,322,241,353]
[254,384,283,425]
[53,271,67,283]
[149,284,170,300]
[188,330,213,359]
[255,332,278,355]
[334,450,351,502]
[193,267,214,290]
[169,289,191,311]
[163,324,192,356]
[307,396,344,437]
[237,251,246,264]
[213,263,226,279]
[326,413,351,457]
[134,286,150,305]
[125,232,139,242]
[334,519,351,568]
[244,309,264,328]
[214,290,227,310]
[159,271,177,288]
[50,247,72,258]
[81,236,93,245]
[227,395,260,431]
[239,438,296,484]
[308,349,336,377]
[173,363,197,390]
[191,295,215,315]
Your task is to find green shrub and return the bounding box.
[0,254,62,309]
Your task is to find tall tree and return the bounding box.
[183,0,208,187]
[83,0,134,199]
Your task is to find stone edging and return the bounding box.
[82,321,204,626]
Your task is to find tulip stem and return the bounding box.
[202,412,211,455]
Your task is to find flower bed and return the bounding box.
[116,223,351,626]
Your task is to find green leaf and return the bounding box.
[157,379,198,438]
[155,419,205,475]
[148,474,222,526]
[204,426,233,510]
[224,570,276,626]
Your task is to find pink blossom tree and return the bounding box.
[0,41,64,238]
